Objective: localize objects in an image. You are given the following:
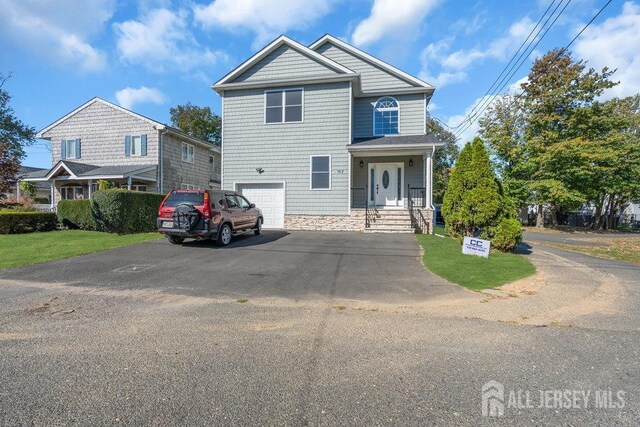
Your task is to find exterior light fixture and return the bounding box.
[256,167,264,174]
[409,158,414,167]
[359,160,364,168]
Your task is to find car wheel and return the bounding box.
[254,218,262,235]
[217,223,232,246]
[168,235,185,244]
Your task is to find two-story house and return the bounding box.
[213,34,442,232]
[23,97,221,205]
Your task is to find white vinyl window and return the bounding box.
[310,155,331,190]
[373,97,399,135]
[182,143,195,163]
[265,89,303,123]
[60,186,84,200]
[62,139,80,159]
[181,183,197,190]
[131,136,142,156]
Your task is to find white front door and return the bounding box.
[371,163,402,207]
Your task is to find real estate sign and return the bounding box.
[462,237,491,258]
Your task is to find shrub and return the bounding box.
[57,200,95,230]
[33,197,50,204]
[92,189,165,234]
[97,179,115,191]
[0,211,57,234]
[490,217,523,252]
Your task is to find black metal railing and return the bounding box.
[408,184,429,233]
[351,186,374,228]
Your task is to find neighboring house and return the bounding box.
[4,166,52,203]
[22,97,220,206]
[213,34,442,232]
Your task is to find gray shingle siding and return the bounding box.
[233,45,340,83]
[353,94,425,138]
[315,42,413,92]
[222,82,351,215]
[43,101,160,168]
[161,134,218,191]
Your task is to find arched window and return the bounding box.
[373,97,399,135]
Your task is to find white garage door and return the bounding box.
[237,183,285,229]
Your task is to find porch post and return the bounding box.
[88,180,92,199]
[16,181,20,201]
[426,148,433,208]
[51,180,56,207]
[127,176,132,190]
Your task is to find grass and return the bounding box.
[0,230,162,270]
[542,239,640,265]
[417,227,536,291]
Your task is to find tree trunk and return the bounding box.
[550,203,559,227]
[592,195,605,230]
[535,204,544,228]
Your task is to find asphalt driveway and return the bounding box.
[0,231,458,303]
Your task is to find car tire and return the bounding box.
[168,235,185,245]
[254,218,262,235]
[217,223,232,246]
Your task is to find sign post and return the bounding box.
[462,237,491,258]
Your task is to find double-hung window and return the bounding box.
[311,155,331,190]
[125,134,147,157]
[61,139,81,159]
[265,89,303,123]
[182,143,194,163]
[373,97,399,135]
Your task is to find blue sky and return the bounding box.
[1,0,638,169]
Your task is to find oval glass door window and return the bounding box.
[382,170,390,189]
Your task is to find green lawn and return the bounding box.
[417,227,536,291]
[0,230,162,270]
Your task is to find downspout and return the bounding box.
[157,126,168,194]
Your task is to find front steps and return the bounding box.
[364,209,415,233]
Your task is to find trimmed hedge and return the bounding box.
[92,189,165,234]
[0,212,57,234]
[57,200,96,230]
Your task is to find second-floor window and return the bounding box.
[182,143,195,163]
[125,134,147,157]
[373,97,399,135]
[61,139,81,159]
[265,89,303,123]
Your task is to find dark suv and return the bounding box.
[157,189,263,246]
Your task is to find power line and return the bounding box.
[451,0,561,131]
[453,0,613,141]
[454,0,572,139]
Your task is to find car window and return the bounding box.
[225,195,239,208]
[237,196,251,209]
[164,192,204,207]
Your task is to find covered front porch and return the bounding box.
[23,160,158,206]
[348,135,436,210]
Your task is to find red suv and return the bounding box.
[157,189,263,246]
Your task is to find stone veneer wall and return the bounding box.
[414,208,435,234]
[285,210,367,231]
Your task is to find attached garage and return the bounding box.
[236,183,285,229]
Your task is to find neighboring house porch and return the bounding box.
[23,160,157,203]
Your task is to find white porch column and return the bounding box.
[51,180,56,207]
[127,176,132,190]
[16,182,20,200]
[426,149,433,209]
[88,179,92,198]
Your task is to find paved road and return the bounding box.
[0,231,638,425]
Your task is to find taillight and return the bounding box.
[202,191,211,219]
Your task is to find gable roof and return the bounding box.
[36,97,219,152]
[309,34,434,90]
[24,160,158,181]
[37,97,162,138]
[214,35,356,87]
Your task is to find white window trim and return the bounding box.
[130,135,142,157]
[60,185,85,200]
[64,139,79,159]
[372,96,400,136]
[310,155,331,191]
[181,143,195,163]
[264,88,304,124]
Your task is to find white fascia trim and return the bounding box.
[309,35,435,89]
[44,162,78,180]
[161,126,218,150]
[348,143,440,151]
[37,97,161,138]
[214,35,355,87]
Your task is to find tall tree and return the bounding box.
[0,73,35,196]
[521,48,616,226]
[426,114,459,204]
[169,102,221,145]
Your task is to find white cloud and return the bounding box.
[573,1,640,98]
[0,0,114,72]
[193,0,337,49]
[115,86,166,110]
[446,95,497,145]
[113,8,226,72]
[419,16,535,89]
[351,0,440,47]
